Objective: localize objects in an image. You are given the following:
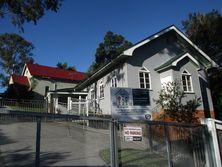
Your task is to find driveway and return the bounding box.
[0,120,110,166]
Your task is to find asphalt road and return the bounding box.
[0,121,111,167]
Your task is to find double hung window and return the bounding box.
[181,70,193,92]
[139,67,151,89]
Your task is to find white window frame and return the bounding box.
[99,80,104,99]
[139,67,151,89]
[181,70,193,93]
[111,75,117,87]
[90,88,95,100]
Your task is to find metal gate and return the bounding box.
[0,111,216,167]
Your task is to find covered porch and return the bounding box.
[46,88,89,115]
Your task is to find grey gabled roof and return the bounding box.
[75,25,218,90]
[154,53,186,72]
[123,25,217,68]
[154,52,204,72]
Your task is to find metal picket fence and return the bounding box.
[0,98,47,112]
[0,111,214,167]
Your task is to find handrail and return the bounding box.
[0,110,206,127]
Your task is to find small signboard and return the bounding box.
[123,127,142,141]
[110,87,152,121]
[132,89,150,106]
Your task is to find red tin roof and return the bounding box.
[26,63,85,81]
[11,74,29,86]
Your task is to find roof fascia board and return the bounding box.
[9,76,14,84]
[123,26,174,56]
[75,53,127,90]
[21,63,28,76]
[172,53,200,67]
[171,26,218,67]
[156,53,201,72]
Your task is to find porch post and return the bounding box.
[85,96,89,117]
[67,97,72,111]
[79,96,82,115]
[54,97,58,114]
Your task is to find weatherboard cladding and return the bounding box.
[26,63,85,81]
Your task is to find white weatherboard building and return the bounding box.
[73,25,217,119]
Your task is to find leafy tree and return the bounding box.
[154,81,201,123]
[0,33,34,87]
[208,67,222,120]
[182,10,222,65]
[95,31,132,64]
[56,62,76,71]
[183,10,222,120]
[88,31,133,75]
[57,62,68,69]
[0,0,62,32]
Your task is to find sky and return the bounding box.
[0,0,222,91]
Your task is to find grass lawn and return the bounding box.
[100,148,168,167]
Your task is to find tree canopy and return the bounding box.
[182,10,222,120]
[87,31,133,75]
[0,0,62,32]
[0,33,34,87]
[182,9,222,65]
[56,62,76,71]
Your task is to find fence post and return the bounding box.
[202,127,214,167]
[164,124,172,167]
[35,117,41,167]
[201,118,222,167]
[110,120,118,167]
[148,124,153,152]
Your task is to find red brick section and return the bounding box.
[26,63,85,81]
[152,110,215,123]
[11,74,29,86]
[151,110,215,140]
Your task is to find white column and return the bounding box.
[54,97,58,114]
[47,93,51,113]
[86,96,89,117]
[78,96,82,115]
[67,97,72,111]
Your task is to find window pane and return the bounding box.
[139,71,151,89]
[100,84,104,98]
[188,86,192,91]
[140,83,144,88]
[182,75,186,81]
[145,78,149,83]
[182,74,192,92]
